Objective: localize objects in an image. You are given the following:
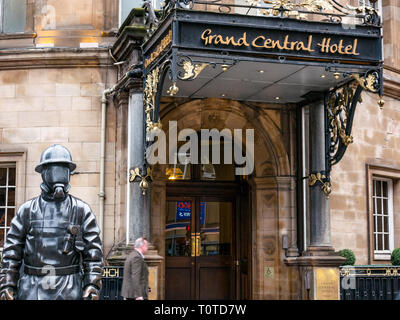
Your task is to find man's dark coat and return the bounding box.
[121,249,149,299]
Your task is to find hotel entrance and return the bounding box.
[164,161,251,300]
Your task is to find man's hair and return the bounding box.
[134,237,148,249]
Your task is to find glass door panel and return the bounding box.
[199,201,232,256]
[165,200,192,257]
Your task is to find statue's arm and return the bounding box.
[80,205,103,294]
[0,205,27,292]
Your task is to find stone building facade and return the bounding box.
[0,0,399,300]
[0,0,119,259]
[330,1,400,266]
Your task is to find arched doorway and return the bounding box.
[164,130,251,299]
[150,98,297,300]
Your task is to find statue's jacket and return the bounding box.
[0,194,103,300]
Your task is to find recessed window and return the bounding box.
[372,178,394,260]
[0,165,16,249]
[0,0,26,34]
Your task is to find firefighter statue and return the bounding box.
[0,144,103,300]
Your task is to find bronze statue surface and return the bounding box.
[0,144,103,300]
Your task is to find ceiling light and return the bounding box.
[221,94,226,97]
[333,72,340,80]
[321,74,326,78]
[221,64,229,72]
[259,70,264,73]
[275,96,280,100]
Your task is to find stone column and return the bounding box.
[127,91,151,243]
[285,99,345,300]
[127,89,163,300]
[107,82,163,299]
[308,100,331,249]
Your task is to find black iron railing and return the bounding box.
[340,266,400,300]
[100,265,400,300]
[145,0,380,28]
[100,266,124,300]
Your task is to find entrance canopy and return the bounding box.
[139,1,383,195]
[143,6,382,103]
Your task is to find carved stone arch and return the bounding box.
[158,98,291,178]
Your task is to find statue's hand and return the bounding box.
[82,285,100,300]
[0,287,15,300]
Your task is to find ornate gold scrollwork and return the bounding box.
[308,172,331,196]
[385,268,398,276]
[327,82,359,155]
[180,60,209,81]
[144,66,162,135]
[353,71,384,109]
[353,73,379,93]
[129,167,153,195]
[259,0,333,19]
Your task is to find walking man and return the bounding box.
[121,237,149,300]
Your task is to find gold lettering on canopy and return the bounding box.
[145,30,172,69]
[200,29,360,56]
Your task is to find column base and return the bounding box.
[285,246,345,300]
[106,243,164,300]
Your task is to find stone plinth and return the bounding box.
[285,246,345,300]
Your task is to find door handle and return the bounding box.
[196,234,201,257]
[191,233,196,257]
[191,233,201,257]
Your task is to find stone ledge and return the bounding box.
[0,47,114,70]
[285,246,346,267]
[0,32,36,40]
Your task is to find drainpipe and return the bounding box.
[99,86,116,244]
[301,106,307,252]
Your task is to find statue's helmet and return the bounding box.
[35,144,76,173]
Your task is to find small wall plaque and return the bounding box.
[314,267,339,300]
[264,266,274,279]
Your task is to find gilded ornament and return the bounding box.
[167,82,179,96]
[353,73,379,93]
[378,96,384,110]
[129,167,153,195]
[308,172,331,196]
[326,83,359,156]
[180,60,209,80]
[144,65,165,134]
[261,0,333,18]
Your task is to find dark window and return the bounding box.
[0,165,16,248]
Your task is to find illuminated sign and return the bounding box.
[200,29,360,56]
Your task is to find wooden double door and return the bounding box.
[165,194,237,300]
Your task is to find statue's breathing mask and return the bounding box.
[41,164,71,200]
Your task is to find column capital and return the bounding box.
[113,90,129,108]
[127,78,143,94]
